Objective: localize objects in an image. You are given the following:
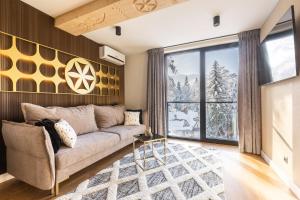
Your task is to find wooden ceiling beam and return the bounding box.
[55,0,187,36]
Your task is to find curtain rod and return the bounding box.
[163,33,238,49]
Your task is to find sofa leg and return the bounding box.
[51,182,59,196]
[55,182,59,196]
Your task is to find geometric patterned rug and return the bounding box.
[56,143,225,200]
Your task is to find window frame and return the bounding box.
[165,42,239,146]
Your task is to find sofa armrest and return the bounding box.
[2,120,55,190]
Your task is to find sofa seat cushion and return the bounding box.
[101,125,146,141]
[55,132,120,169]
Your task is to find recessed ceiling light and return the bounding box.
[213,15,220,27]
[115,26,121,36]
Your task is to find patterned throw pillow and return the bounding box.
[124,111,140,126]
[126,109,143,124]
[54,119,77,148]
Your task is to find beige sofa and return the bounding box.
[2,103,146,195]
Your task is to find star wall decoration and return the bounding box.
[65,58,96,94]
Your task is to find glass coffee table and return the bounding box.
[133,134,167,171]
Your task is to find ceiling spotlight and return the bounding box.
[115,26,121,36]
[213,15,220,27]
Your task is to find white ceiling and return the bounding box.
[21,0,278,55]
[21,0,95,17]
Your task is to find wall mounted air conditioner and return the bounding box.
[99,46,125,66]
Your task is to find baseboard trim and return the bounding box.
[261,151,291,186]
[261,151,300,199]
[0,173,14,183]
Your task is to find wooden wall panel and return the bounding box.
[0,0,125,173]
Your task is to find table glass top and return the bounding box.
[134,134,166,142]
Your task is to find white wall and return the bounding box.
[125,52,148,110]
[260,0,300,194]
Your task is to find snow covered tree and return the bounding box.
[174,81,183,111]
[176,81,181,95]
[191,77,200,101]
[207,61,230,101]
[167,57,179,101]
[206,60,237,139]
[168,57,178,74]
[168,77,176,101]
[182,76,191,100]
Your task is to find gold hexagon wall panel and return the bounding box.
[0,31,120,96]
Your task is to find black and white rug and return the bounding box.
[57,143,225,200]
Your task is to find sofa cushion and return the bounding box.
[54,119,77,148]
[21,103,98,135]
[126,109,143,124]
[55,132,120,169]
[55,105,98,135]
[101,125,146,141]
[21,103,58,124]
[94,105,125,128]
[114,105,126,124]
[124,112,140,126]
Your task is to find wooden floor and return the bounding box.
[0,139,297,200]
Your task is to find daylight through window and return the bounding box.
[166,43,239,143]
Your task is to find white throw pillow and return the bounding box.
[54,119,77,148]
[124,111,140,126]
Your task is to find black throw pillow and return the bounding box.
[126,109,143,124]
[35,119,61,153]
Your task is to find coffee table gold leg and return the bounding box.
[133,138,135,157]
[143,143,146,169]
[164,139,167,164]
[152,142,154,156]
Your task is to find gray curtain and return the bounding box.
[238,29,261,154]
[147,48,167,135]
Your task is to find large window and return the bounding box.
[167,51,200,140]
[166,43,239,144]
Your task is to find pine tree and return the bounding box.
[191,77,200,101]
[168,77,176,101]
[207,61,230,102]
[175,81,182,102]
[206,60,237,139]
[168,58,178,74]
[167,57,178,101]
[182,76,191,100]
[176,81,181,93]
[184,76,189,86]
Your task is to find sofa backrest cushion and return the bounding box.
[21,103,58,124]
[21,103,98,135]
[94,105,125,128]
[55,105,98,135]
[114,105,126,124]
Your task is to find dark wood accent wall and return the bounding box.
[0,0,125,173]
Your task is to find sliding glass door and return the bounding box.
[166,43,239,144]
[166,50,201,140]
[203,45,239,144]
